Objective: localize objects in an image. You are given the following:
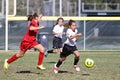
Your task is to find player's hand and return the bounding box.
[39,14,43,18]
[62,32,66,35]
[39,14,43,22]
[77,33,82,37]
[40,26,45,29]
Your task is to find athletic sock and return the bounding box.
[47,50,53,53]
[74,57,79,65]
[7,54,18,64]
[56,59,63,67]
[38,52,44,65]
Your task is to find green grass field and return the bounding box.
[0,51,120,80]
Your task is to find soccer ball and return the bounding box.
[84,58,94,68]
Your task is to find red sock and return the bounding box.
[7,54,18,64]
[38,52,44,65]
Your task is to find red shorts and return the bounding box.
[20,40,39,52]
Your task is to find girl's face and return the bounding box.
[34,16,39,22]
[58,19,64,26]
[36,14,42,22]
[70,22,76,31]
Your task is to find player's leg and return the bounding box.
[4,50,25,69]
[4,40,29,69]
[59,38,63,53]
[47,49,53,53]
[73,50,80,71]
[47,47,59,54]
[34,44,46,70]
[53,44,69,74]
[47,37,59,54]
[56,57,66,67]
[54,57,66,74]
[53,37,60,54]
[60,48,63,53]
[53,48,59,53]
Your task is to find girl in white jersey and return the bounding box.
[53,20,82,74]
[48,17,65,54]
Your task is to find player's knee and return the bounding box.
[60,57,66,61]
[53,51,58,54]
[41,47,45,52]
[35,44,45,52]
[38,47,45,52]
[20,54,24,58]
[76,53,80,58]
[17,54,24,58]
[75,56,79,60]
[53,49,59,53]
[63,58,66,61]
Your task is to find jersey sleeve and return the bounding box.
[29,20,38,33]
[30,21,36,27]
[66,29,72,38]
[53,25,58,32]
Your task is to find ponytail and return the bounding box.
[27,15,33,21]
[27,13,39,21]
[63,23,69,28]
[64,19,76,28]
[33,13,38,18]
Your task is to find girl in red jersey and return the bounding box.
[4,13,46,70]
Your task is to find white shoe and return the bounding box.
[74,65,80,71]
[4,59,9,69]
[54,64,59,74]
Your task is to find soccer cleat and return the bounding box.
[54,64,59,74]
[4,59,9,69]
[74,65,80,71]
[37,65,46,70]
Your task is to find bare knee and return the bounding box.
[60,57,66,61]
[40,47,45,52]
[74,51,80,57]
[16,54,24,58]
[53,50,57,53]
[75,56,79,60]
[35,44,45,52]
[16,51,25,58]
[53,49,58,53]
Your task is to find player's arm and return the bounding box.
[30,26,44,30]
[53,31,65,35]
[69,33,82,40]
[39,14,43,22]
[75,33,82,42]
[52,26,65,35]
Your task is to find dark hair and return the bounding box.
[27,15,33,21]
[63,19,76,28]
[27,13,39,21]
[68,20,76,26]
[33,13,38,19]
[56,17,64,24]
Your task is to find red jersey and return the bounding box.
[22,19,38,42]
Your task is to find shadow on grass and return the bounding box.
[46,61,56,64]
[81,73,90,76]
[16,70,40,74]
[58,70,73,74]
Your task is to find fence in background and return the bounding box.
[0,16,120,51]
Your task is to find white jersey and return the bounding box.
[64,28,78,46]
[53,24,64,38]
